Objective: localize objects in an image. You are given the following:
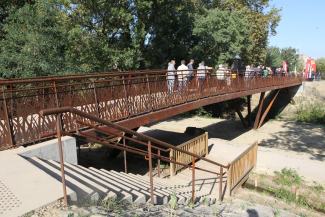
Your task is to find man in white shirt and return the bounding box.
[167,60,176,93]
[197,61,207,90]
[177,60,189,93]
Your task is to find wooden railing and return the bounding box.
[170,132,208,176]
[226,141,258,196]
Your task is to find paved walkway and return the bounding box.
[0,137,75,217]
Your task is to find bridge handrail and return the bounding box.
[39,106,230,169]
[0,69,298,86]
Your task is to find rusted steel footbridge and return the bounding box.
[0,69,303,205]
[0,69,302,150]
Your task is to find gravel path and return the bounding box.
[26,198,297,217]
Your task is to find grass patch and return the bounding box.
[295,98,325,124]
[273,167,304,187]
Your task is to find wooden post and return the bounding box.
[219,167,223,201]
[192,156,195,204]
[254,92,265,129]
[258,90,280,129]
[205,132,209,155]
[247,95,252,127]
[296,188,299,200]
[231,99,248,129]
[254,176,258,187]
[226,163,232,197]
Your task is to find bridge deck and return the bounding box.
[0,70,303,150]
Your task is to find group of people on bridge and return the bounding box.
[166,59,290,93]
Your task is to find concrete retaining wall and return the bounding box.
[18,136,78,165]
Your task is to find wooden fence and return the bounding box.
[226,141,258,196]
[169,132,208,176]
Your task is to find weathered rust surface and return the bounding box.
[0,70,303,150]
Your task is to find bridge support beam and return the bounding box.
[285,88,296,105]
[247,95,252,127]
[254,92,265,130]
[258,90,280,129]
[231,99,248,129]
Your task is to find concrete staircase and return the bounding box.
[26,157,216,205]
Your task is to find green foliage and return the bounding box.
[263,46,299,71]
[0,0,75,78]
[281,47,299,72]
[193,8,252,67]
[316,58,325,72]
[295,100,325,124]
[313,183,324,191]
[263,46,282,67]
[273,167,304,187]
[101,196,125,213]
[0,0,283,78]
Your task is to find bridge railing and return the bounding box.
[226,141,258,196]
[0,70,303,150]
[38,106,230,205]
[170,132,208,177]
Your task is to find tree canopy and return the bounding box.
[0,0,282,78]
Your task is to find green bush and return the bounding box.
[295,99,325,124]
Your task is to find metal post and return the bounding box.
[254,92,265,129]
[170,150,175,177]
[247,95,252,127]
[258,89,280,129]
[192,156,195,204]
[123,138,127,174]
[1,85,15,148]
[122,76,131,119]
[56,114,68,206]
[148,141,154,205]
[92,79,101,118]
[219,167,223,201]
[53,81,64,131]
[74,121,81,161]
[231,99,248,129]
[157,150,160,178]
[146,74,154,112]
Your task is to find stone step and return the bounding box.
[98,169,160,205]
[47,160,110,199]
[107,170,169,205]
[27,157,98,202]
[125,173,201,205]
[88,168,148,204]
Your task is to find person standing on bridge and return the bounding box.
[197,61,207,90]
[177,60,189,93]
[187,59,194,83]
[167,60,176,93]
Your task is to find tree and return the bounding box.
[0,0,74,78]
[219,0,282,65]
[280,47,298,72]
[193,8,252,68]
[263,46,282,67]
[316,58,325,72]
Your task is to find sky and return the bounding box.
[268,0,325,59]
